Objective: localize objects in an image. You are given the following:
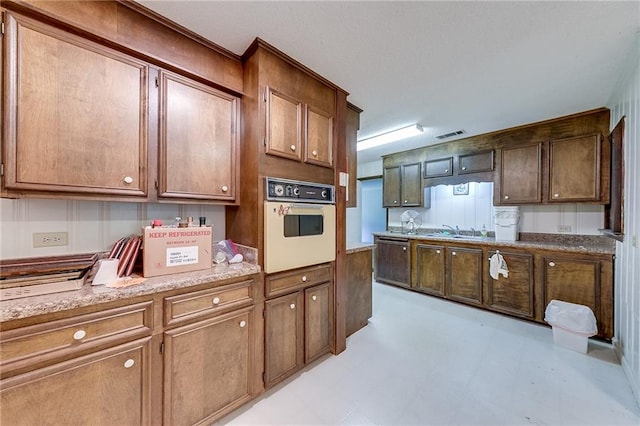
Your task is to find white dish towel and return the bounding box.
[489,252,509,279]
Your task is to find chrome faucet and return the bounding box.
[442,224,459,235]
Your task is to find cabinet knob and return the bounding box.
[504,195,510,200]
[462,166,467,171]
[312,295,317,301]
[221,185,228,192]
[124,359,135,369]
[301,275,307,282]
[123,176,133,185]
[553,193,559,198]
[290,144,296,151]
[239,320,247,328]
[444,169,448,173]
[312,150,317,157]
[452,251,457,256]
[212,297,220,305]
[549,261,556,267]
[404,200,408,203]
[290,303,296,310]
[436,250,441,254]
[393,200,398,204]
[403,247,407,251]
[73,330,86,341]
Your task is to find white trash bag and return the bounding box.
[544,299,597,336]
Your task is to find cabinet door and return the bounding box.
[0,338,151,426]
[163,308,252,426]
[159,71,238,202]
[3,13,148,197]
[305,106,333,168]
[266,87,303,161]
[375,238,410,288]
[401,162,423,206]
[424,157,453,178]
[549,134,600,202]
[485,251,534,319]
[459,151,494,174]
[447,247,482,305]
[305,283,333,363]
[264,292,304,387]
[543,257,600,324]
[383,166,402,207]
[499,143,542,203]
[414,243,445,297]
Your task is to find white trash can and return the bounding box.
[494,206,519,241]
[544,299,598,353]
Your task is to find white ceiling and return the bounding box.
[137,1,640,164]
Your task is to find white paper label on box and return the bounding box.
[166,246,199,267]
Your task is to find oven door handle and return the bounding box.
[289,203,325,210]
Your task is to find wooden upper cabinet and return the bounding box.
[458,151,494,174]
[159,70,238,202]
[549,134,601,202]
[266,87,303,161]
[383,162,422,207]
[3,13,148,198]
[383,166,402,207]
[498,143,542,204]
[424,157,453,178]
[305,106,333,168]
[265,86,334,168]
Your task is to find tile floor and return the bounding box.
[220,281,640,425]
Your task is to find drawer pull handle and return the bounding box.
[73,330,86,341]
[123,176,133,184]
[290,144,296,151]
[212,297,220,305]
[301,276,307,282]
[124,359,135,369]
[239,320,247,328]
[312,295,317,301]
[549,261,556,267]
[290,303,296,310]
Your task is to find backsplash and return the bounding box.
[0,198,226,259]
[386,182,603,235]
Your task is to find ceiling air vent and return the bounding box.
[436,129,465,140]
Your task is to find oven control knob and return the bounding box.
[274,185,284,197]
[293,187,300,196]
[321,189,328,199]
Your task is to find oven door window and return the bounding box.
[283,214,324,237]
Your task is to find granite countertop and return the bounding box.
[346,242,376,254]
[372,231,615,255]
[0,262,261,323]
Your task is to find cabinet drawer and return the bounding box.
[0,301,153,376]
[265,263,332,298]
[164,279,254,326]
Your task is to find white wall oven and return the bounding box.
[264,177,335,273]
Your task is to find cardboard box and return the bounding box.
[142,226,212,277]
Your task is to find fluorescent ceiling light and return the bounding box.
[357,124,423,151]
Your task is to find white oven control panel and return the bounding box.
[265,177,335,204]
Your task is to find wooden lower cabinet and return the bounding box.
[542,254,613,338]
[447,247,483,306]
[485,250,534,319]
[345,249,373,337]
[264,278,332,388]
[163,307,254,426]
[375,237,410,288]
[1,338,152,426]
[413,243,446,297]
[407,237,614,339]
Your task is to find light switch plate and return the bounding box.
[557,225,572,233]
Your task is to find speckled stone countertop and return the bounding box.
[346,242,376,254]
[373,230,615,255]
[0,262,261,323]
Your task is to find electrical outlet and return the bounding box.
[33,232,68,248]
[557,225,572,233]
